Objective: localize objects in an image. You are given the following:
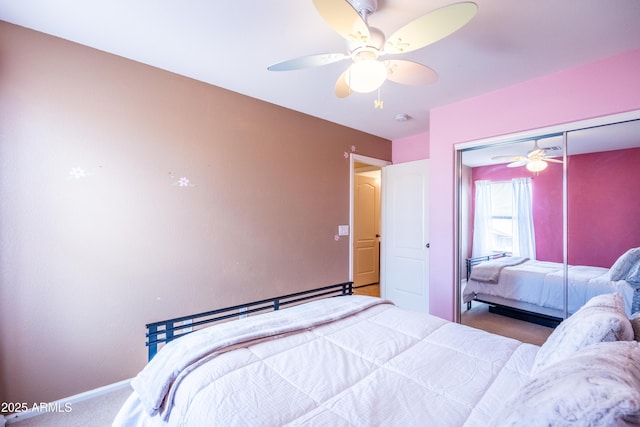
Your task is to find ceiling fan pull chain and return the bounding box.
[375,87,383,109]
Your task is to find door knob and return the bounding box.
[426,243,430,248]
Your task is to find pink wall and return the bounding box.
[392,131,429,163]
[471,163,564,262]
[568,147,640,267]
[428,49,640,321]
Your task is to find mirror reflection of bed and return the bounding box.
[458,118,640,336]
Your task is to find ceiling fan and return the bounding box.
[492,140,564,172]
[267,0,478,98]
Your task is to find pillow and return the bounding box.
[610,247,640,282]
[627,262,640,283]
[530,293,633,375]
[631,312,640,341]
[489,341,640,427]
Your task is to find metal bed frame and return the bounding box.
[465,252,508,282]
[472,294,563,328]
[145,281,353,361]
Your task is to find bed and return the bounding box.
[113,283,640,426]
[463,248,640,324]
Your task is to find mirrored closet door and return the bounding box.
[456,117,640,334]
[565,120,640,316]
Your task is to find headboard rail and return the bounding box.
[145,281,353,360]
[465,252,509,281]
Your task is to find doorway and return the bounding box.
[349,154,391,297]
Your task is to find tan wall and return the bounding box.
[0,21,391,407]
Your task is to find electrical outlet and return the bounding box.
[338,225,349,236]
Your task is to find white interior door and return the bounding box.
[381,159,430,312]
[353,174,380,286]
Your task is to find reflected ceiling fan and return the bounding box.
[267,0,478,98]
[492,140,563,172]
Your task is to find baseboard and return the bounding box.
[2,378,132,425]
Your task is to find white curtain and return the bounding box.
[472,180,493,257]
[512,177,536,259]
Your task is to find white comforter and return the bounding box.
[113,296,538,427]
[463,260,635,315]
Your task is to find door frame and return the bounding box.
[349,154,391,284]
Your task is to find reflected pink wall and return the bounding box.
[427,49,640,320]
[568,147,640,267]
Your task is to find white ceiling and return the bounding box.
[1,0,640,141]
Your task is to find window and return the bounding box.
[472,178,535,258]
[490,182,513,253]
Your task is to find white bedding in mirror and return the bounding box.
[463,259,636,315]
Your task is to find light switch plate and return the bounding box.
[338,225,349,236]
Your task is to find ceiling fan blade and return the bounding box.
[384,60,438,86]
[507,159,529,168]
[312,0,370,43]
[544,158,564,164]
[492,155,525,162]
[267,53,348,71]
[384,2,478,54]
[335,68,352,98]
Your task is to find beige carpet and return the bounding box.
[7,387,132,427]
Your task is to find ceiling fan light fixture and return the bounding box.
[270,1,477,99]
[345,59,387,93]
[526,159,548,172]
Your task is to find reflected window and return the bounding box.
[490,182,513,253]
[473,178,535,258]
